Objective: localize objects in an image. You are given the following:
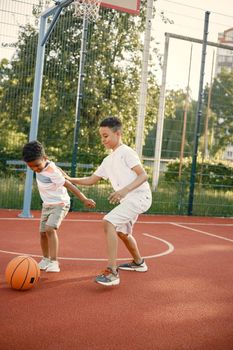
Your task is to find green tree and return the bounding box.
[208,69,233,155]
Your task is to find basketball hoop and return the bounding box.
[73,0,101,21]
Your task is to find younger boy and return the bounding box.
[67,117,152,286]
[22,140,95,272]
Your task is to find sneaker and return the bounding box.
[38,257,51,271]
[95,268,120,286]
[46,260,60,273]
[118,259,148,272]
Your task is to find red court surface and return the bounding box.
[0,209,233,350]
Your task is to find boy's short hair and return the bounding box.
[22,140,46,162]
[99,117,122,132]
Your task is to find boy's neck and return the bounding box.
[112,142,123,151]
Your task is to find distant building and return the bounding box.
[215,28,233,76]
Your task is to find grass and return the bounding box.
[1,176,233,217]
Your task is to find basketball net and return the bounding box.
[73,0,101,21]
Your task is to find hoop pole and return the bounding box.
[188,11,210,216]
[19,16,47,218]
[41,7,63,46]
[20,0,73,218]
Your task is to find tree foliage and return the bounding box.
[206,69,233,156]
[0,1,161,168]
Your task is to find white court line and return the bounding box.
[0,233,174,261]
[143,233,174,258]
[0,217,233,226]
[172,223,233,243]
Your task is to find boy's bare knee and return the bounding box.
[45,226,56,236]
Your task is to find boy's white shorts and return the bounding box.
[103,191,152,235]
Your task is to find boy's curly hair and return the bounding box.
[22,140,46,162]
[99,116,122,132]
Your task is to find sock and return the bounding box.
[108,267,118,275]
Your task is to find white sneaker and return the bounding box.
[38,257,51,270]
[46,260,60,273]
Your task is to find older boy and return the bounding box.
[67,117,152,286]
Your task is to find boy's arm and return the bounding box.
[57,166,100,186]
[64,179,96,208]
[108,165,148,204]
[68,174,101,186]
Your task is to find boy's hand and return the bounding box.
[108,188,129,204]
[83,198,96,208]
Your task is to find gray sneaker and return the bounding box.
[118,259,148,272]
[95,268,120,286]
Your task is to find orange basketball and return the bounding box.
[5,256,40,290]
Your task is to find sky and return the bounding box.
[152,0,233,98]
[1,0,233,99]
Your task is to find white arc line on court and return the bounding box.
[142,233,174,258]
[0,233,174,261]
[172,223,233,243]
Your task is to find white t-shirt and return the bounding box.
[94,144,151,194]
[36,161,70,205]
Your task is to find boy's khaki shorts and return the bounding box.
[39,204,70,232]
[104,190,152,235]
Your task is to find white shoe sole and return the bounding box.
[95,279,120,286]
[39,266,49,271]
[46,269,60,272]
[118,266,148,272]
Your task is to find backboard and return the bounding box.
[100,0,140,15]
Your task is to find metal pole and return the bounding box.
[152,34,170,190]
[135,0,153,158]
[71,16,89,178]
[19,1,71,217]
[165,32,233,52]
[19,15,48,218]
[188,11,210,216]
[41,7,63,46]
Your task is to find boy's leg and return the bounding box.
[103,220,118,272]
[117,232,147,271]
[43,204,69,273]
[45,225,60,272]
[45,225,58,261]
[38,209,51,270]
[38,231,51,270]
[40,231,49,258]
[117,232,143,264]
[95,220,120,286]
